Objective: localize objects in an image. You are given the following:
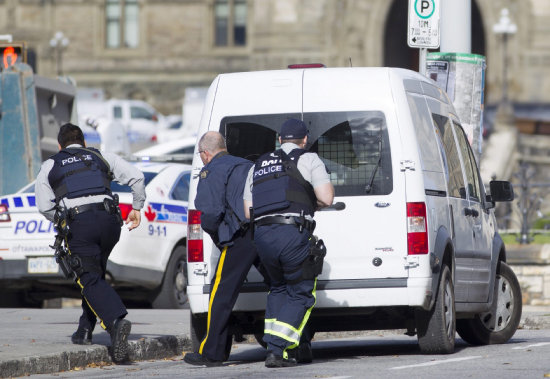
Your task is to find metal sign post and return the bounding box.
[408,0,440,74]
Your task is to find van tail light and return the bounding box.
[187,210,204,262]
[407,202,428,255]
[118,203,133,221]
[0,204,10,222]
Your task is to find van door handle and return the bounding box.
[464,207,479,218]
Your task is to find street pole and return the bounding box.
[493,8,517,127]
[440,0,471,53]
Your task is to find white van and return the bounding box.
[187,66,520,355]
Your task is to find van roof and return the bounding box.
[211,67,444,116]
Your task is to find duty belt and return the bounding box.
[255,215,316,233]
[68,200,115,219]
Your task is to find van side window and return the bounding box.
[406,93,445,172]
[452,122,481,202]
[307,111,392,197]
[431,114,466,199]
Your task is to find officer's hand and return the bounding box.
[126,209,141,231]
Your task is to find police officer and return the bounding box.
[244,118,334,368]
[35,123,145,363]
[184,131,261,367]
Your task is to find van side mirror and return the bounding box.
[488,181,514,202]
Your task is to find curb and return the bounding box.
[0,334,191,378]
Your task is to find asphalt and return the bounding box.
[1,305,550,378]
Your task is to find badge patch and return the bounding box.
[200,170,208,179]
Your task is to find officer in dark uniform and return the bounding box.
[35,123,145,363]
[244,118,334,368]
[184,131,261,367]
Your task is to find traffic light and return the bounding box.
[0,43,26,70]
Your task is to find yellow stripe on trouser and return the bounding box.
[67,236,107,330]
[264,278,318,359]
[199,246,228,354]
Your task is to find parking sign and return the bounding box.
[408,0,440,49]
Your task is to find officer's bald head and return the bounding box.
[198,131,226,154]
[58,123,85,149]
[197,131,226,165]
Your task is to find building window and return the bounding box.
[106,0,139,49]
[214,0,247,47]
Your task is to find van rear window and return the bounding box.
[222,111,392,197]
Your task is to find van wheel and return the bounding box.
[191,313,207,351]
[151,246,188,309]
[416,265,456,354]
[457,262,522,345]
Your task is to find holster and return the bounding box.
[51,207,84,281]
[301,236,327,280]
[105,194,123,226]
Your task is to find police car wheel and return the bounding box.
[151,246,188,309]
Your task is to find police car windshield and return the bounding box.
[111,171,157,193]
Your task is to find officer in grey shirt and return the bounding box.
[35,123,145,363]
[244,118,334,368]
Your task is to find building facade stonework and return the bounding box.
[0,0,549,115]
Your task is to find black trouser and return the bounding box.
[66,208,126,331]
[254,224,316,357]
[199,228,258,361]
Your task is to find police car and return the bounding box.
[0,161,191,308]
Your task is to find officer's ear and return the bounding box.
[57,143,62,151]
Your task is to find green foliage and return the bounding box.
[532,217,550,230]
[501,233,550,245]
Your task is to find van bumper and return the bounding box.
[188,277,433,314]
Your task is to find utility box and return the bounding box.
[0,63,77,195]
[425,53,486,163]
[0,63,41,195]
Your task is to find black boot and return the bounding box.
[109,318,132,363]
[265,351,297,368]
[71,326,93,345]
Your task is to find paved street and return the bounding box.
[1,305,549,377]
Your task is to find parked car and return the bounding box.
[186,66,521,354]
[0,162,191,308]
[77,99,164,150]
[133,137,197,159]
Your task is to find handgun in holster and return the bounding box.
[105,194,123,226]
[50,208,83,281]
[301,235,327,280]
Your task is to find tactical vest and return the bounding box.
[252,148,316,218]
[48,147,113,203]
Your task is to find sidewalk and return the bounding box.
[0,308,192,378]
[1,306,549,377]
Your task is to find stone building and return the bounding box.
[0,0,549,116]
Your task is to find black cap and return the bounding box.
[280,118,308,139]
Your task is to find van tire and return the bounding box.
[416,265,456,354]
[456,262,522,345]
[151,246,188,309]
[191,313,207,351]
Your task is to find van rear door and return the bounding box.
[302,69,408,281]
